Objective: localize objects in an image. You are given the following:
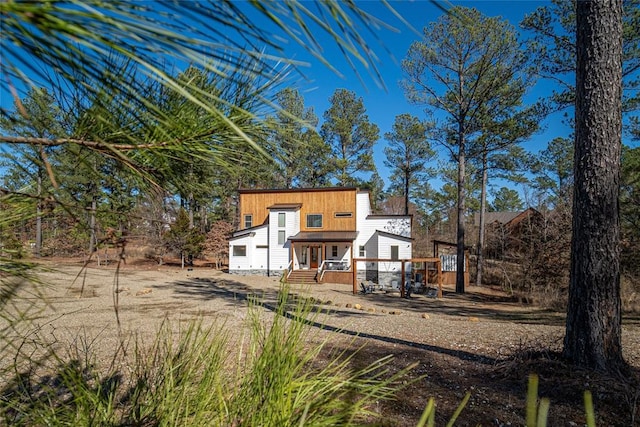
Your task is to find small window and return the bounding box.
[233,245,247,257]
[331,245,338,257]
[306,214,323,228]
[359,245,365,257]
[256,245,268,249]
[334,212,353,218]
[278,212,286,227]
[244,214,252,229]
[390,245,399,260]
[278,230,286,245]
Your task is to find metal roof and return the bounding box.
[267,203,302,210]
[289,231,358,242]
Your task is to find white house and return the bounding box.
[228,187,412,286]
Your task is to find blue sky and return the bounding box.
[3,1,635,201]
[267,0,576,196]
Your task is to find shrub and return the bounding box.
[0,285,409,426]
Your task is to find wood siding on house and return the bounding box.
[239,188,358,231]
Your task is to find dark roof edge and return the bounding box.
[376,230,413,241]
[268,203,302,210]
[239,186,360,194]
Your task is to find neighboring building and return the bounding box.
[228,187,412,285]
[474,207,543,260]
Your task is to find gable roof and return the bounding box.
[475,211,521,226]
[474,208,541,227]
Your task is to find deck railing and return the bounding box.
[284,260,293,280]
[318,260,351,282]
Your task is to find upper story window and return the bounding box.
[244,214,253,229]
[359,246,365,257]
[334,212,353,218]
[306,214,323,228]
[390,245,399,260]
[278,230,286,245]
[278,212,286,227]
[331,245,338,257]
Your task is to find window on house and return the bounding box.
[278,212,286,227]
[233,245,247,257]
[331,245,338,257]
[359,246,365,257]
[334,212,353,218]
[278,230,286,245]
[244,214,252,229]
[306,214,323,228]
[390,245,399,260]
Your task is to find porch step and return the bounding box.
[286,270,318,284]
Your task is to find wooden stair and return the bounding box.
[286,270,318,284]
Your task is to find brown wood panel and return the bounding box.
[239,188,358,231]
[320,271,353,285]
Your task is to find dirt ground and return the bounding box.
[6,258,640,426]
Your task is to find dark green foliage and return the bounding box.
[521,0,639,116]
[384,113,435,215]
[490,187,524,212]
[402,6,532,293]
[163,208,205,266]
[621,145,640,276]
[321,89,379,186]
[267,88,334,188]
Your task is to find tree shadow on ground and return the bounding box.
[154,277,496,366]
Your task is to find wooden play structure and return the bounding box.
[351,257,443,298]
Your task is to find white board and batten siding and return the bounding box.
[268,208,300,273]
[378,232,412,273]
[229,224,268,271]
[354,191,374,270]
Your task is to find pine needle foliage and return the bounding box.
[1,285,410,426]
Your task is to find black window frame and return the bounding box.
[306,214,323,228]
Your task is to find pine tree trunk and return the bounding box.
[404,170,410,216]
[35,172,42,257]
[88,197,97,256]
[476,154,488,286]
[456,132,466,294]
[563,0,625,371]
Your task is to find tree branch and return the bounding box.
[0,135,169,150]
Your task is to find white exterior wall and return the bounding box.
[268,209,300,273]
[354,191,374,270]
[229,225,268,272]
[356,216,410,266]
[377,234,412,272]
[324,244,351,262]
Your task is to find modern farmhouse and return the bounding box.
[228,187,412,285]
